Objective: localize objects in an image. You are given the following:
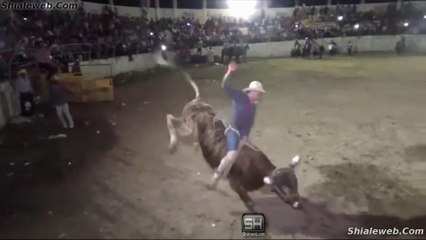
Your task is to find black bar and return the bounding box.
[269,0,295,8]
[365,0,397,3]
[332,0,362,4]
[159,0,173,8]
[300,0,328,6]
[112,0,140,7]
[82,0,109,4]
[206,0,227,9]
[177,0,202,9]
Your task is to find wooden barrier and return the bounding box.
[56,72,114,103]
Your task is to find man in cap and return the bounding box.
[209,62,265,189]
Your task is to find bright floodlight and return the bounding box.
[424,15,426,19]
[404,22,409,27]
[227,0,257,20]
[23,17,27,21]
[354,24,360,29]
[337,16,343,21]
[161,45,167,51]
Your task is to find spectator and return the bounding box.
[49,75,74,129]
[4,1,424,64]
[34,42,57,81]
[15,37,29,62]
[14,69,35,116]
[319,44,325,59]
[347,40,353,56]
[197,38,203,55]
[241,42,250,62]
[71,59,81,74]
[207,47,215,66]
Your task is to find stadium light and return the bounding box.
[337,16,343,21]
[227,0,257,20]
[161,45,167,51]
[23,17,28,21]
[354,24,359,29]
[150,32,154,36]
[404,22,409,27]
[424,15,426,19]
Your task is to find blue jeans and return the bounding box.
[225,126,240,152]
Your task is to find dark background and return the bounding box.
[83,0,403,8]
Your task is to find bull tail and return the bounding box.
[153,50,201,100]
[182,71,200,100]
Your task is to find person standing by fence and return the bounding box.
[49,75,74,129]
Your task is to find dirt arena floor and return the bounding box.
[0,53,426,239]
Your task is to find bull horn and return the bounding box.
[292,201,300,209]
[263,176,273,185]
[290,155,301,167]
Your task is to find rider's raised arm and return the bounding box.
[221,70,231,88]
[221,65,247,103]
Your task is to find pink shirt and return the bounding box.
[35,47,51,63]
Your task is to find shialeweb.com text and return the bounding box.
[1,1,79,10]
[348,227,424,236]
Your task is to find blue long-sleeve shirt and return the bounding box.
[223,80,256,139]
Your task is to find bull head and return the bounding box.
[263,155,302,209]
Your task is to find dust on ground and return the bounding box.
[0,54,426,239]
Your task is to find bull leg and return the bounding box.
[229,178,256,212]
[191,122,200,151]
[193,142,200,152]
[166,114,192,153]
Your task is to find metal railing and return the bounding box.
[6,43,94,82]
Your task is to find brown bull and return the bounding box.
[161,57,302,211]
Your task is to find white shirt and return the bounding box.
[15,76,33,93]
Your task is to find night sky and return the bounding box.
[85,0,400,9]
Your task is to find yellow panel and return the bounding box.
[41,67,114,103]
[95,79,113,88]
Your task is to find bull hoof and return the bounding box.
[244,201,256,212]
[193,142,200,152]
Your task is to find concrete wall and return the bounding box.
[205,34,426,58]
[79,34,426,80]
[80,51,176,79]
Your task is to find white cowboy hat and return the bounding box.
[243,81,265,93]
[18,69,27,74]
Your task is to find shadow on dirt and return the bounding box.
[405,144,426,163]
[254,162,426,239]
[255,196,425,239]
[0,103,118,218]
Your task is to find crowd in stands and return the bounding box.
[0,1,425,73]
